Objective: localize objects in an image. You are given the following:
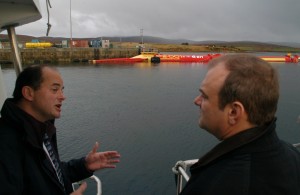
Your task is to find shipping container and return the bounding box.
[18,43,23,48]
[31,39,39,43]
[102,40,110,48]
[0,42,12,49]
[89,40,101,48]
[71,40,89,48]
[62,40,69,48]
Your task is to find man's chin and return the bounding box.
[198,119,204,128]
[199,122,208,132]
[53,113,61,119]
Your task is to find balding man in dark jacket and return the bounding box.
[0,65,120,194]
[180,54,300,195]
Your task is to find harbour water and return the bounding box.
[1,52,300,195]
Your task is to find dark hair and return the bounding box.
[13,65,46,102]
[208,54,279,126]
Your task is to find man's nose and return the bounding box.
[194,96,202,106]
[59,90,66,101]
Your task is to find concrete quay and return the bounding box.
[0,47,139,65]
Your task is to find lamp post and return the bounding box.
[70,0,73,48]
[140,28,144,45]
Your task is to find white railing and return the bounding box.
[172,143,300,195]
[172,159,197,195]
[293,143,300,148]
[72,175,102,195]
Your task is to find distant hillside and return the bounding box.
[1,34,300,50]
[270,42,300,48]
[196,41,298,48]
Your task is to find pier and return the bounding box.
[0,48,139,65]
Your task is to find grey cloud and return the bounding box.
[3,0,299,43]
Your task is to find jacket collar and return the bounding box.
[1,98,56,149]
[191,119,277,171]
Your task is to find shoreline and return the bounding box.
[1,42,300,66]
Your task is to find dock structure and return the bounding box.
[0,48,139,65]
[1,48,299,65]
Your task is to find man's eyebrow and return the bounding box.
[199,89,208,97]
[52,83,64,89]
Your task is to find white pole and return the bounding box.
[140,28,144,45]
[7,26,22,75]
[70,0,72,47]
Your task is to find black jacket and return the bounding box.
[180,120,300,195]
[0,99,92,195]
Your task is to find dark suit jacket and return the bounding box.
[0,99,92,194]
[180,120,300,195]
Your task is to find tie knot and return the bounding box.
[43,133,50,141]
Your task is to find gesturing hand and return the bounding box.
[85,142,121,171]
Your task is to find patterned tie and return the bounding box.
[43,133,65,191]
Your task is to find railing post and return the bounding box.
[7,26,22,75]
[176,174,183,195]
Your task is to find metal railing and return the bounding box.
[172,143,300,195]
[72,175,102,195]
[293,143,300,148]
[172,159,197,195]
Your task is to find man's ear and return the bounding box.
[228,101,244,125]
[22,86,34,101]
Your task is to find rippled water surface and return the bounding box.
[2,53,300,195]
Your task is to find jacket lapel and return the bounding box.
[41,155,65,191]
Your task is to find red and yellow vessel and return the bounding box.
[90,52,300,64]
[91,52,221,64]
[155,53,221,62]
[261,54,299,63]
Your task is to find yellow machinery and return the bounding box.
[25,42,53,48]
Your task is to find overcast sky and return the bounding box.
[4,0,300,42]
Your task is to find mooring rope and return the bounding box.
[46,0,52,36]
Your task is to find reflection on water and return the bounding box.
[1,53,300,195]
